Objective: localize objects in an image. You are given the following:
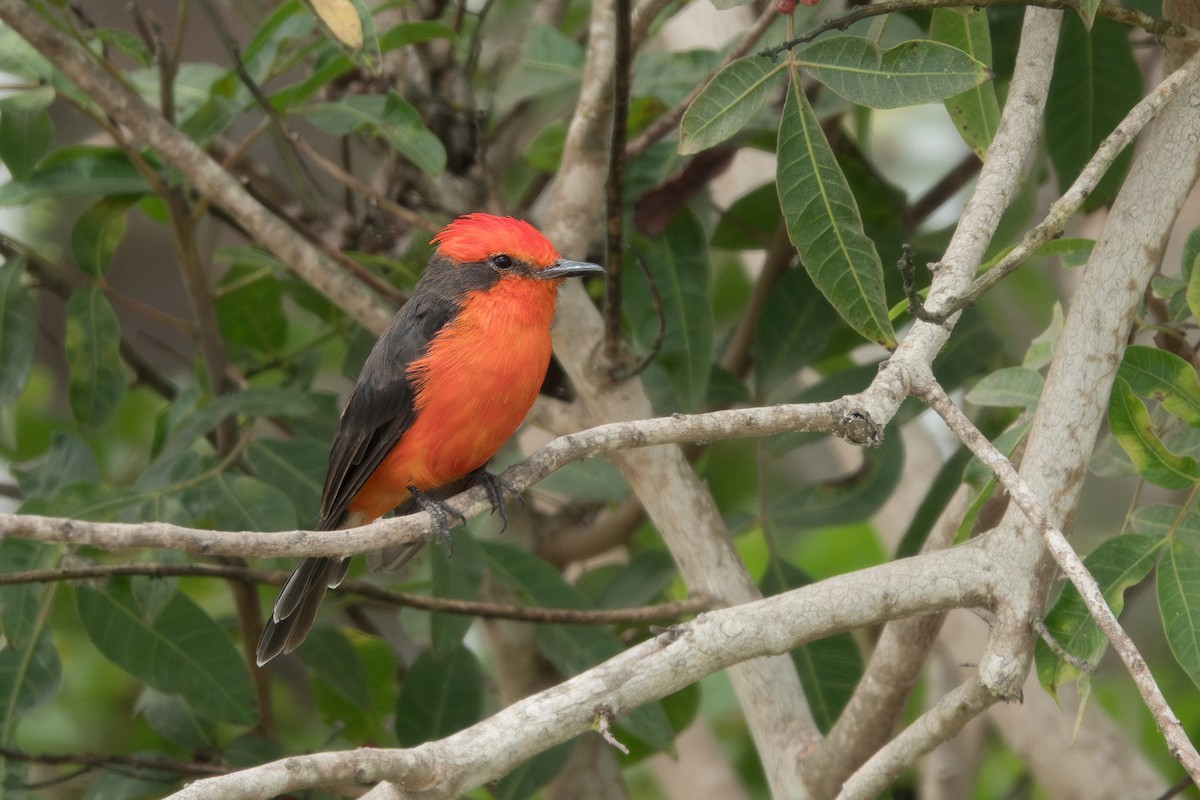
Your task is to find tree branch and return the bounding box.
[0,398,852,557]
[167,544,994,800]
[0,562,707,625]
[916,380,1200,783]
[836,678,996,800]
[934,45,1200,319]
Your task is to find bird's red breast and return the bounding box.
[346,273,560,520]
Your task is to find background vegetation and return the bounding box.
[0,0,1198,798]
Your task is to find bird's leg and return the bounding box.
[465,467,523,533]
[407,484,466,554]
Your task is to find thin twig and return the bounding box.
[0,744,225,779]
[0,562,709,625]
[835,678,996,800]
[609,249,667,381]
[0,396,855,557]
[915,377,1200,784]
[602,0,632,368]
[627,3,777,159]
[1034,619,1097,675]
[934,45,1200,319]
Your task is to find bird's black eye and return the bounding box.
[492,254,514,271]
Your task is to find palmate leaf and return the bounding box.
[1159,539,1200,690]
[0,146,147,206]
[71,196,135,277]
[64,286,126,429]
[1045,15,1141,211]
[1108,377,1200,489]
[394,645,484,746]
[75,579,256,725]
[1117,345,1200,429]
[0,256,35,407]
[930,8,1000,159]
[794,35,992,110]
[301,91,446,174]
[679,55,784,154]
[625,212,714,413]
[1036,534,1161,695]
[965,366,1044,410]
[0,85,55,181]
[760,559,861,732]
[777,65,894,347]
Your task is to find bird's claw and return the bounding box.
[408,484,465,556]
[471,470,522,533]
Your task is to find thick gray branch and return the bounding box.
[168,544,993,800]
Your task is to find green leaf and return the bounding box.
[71,196,135,277]
[679,55,784,154]
[794,36,992,110]
[965,367,1044,409]
[768,433,904,530]
[1130,503,1200,551]
[215,263,288,353]
[158,387,319,459]
[1078,0,1101,29]
[777,69,895,347]
[492,742,573,800]
[0,146,147,206]
[297,626,371,710]
[1158,539,1200,689]
[0,540,55,647]
[187,473,297,532]
[430,530,483,654]
[712,182,780,250]
[1186,226,1200,323]
[300,92,446,174]
[138,690,218,752]
[979,237,1095,274]
[394,645,483,746]
[1118,345,1200,428]
[1036,534,1161,694]
[0,26,54,83]
[586,549,676,610]
[761,559,861,732]
[753,267,840,400]
[11,431,99,501]
[0,86,55,181]
[241,0,315,83]
[0,256,35,407]
[245,438,328,527]
[930,9,1000,159]
[1108,378,1200,489]
[482,543,676,754]
[496,24,583,108]
[0,630,61,732]
[75,579,257,725]
[625,212,714,412]
[1045,15,1142,211]
[65,287,126,429]
[1023,303,1065,371]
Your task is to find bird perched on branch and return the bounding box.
[257,214,602,665]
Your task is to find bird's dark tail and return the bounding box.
[256,555,349,666]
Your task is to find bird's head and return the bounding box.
[432,213,603,281]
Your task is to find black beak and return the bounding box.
[538,259,604,280]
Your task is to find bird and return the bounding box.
[256,213,602,665]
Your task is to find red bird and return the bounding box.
[257,214,601,664]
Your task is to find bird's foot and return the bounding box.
[407,484,466,554]
[468,469,523,533]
